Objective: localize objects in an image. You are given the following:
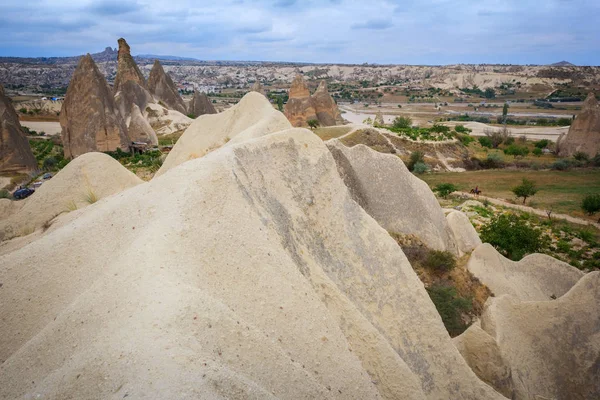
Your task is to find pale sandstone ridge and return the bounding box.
[467,243,584,301]
[59,54,129,158]
[312,80,344,126]
[147,60,187,115]
[446,210,482,256]
[128,104,158,145]
[456,272,600,400]
[0,152,142,241]
[327,140,458,253]
[0,94,505,399]
[0,83,37,174]
[558,92,600,157]
[156,92,291,176]
[113,38,146,94]
[188,91,217,118]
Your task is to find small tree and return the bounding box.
[407,151,425,171]
[502,102,509,123]
[480,214,549,260]
[581,194,600,219]
[434,183,457,198]
[307,119,319,130]
[512,178,538,204]
[504,144,530,158]
[484,127,511,148]
[277,97,284,112]
[484,88,496,99]
[478,136,493,148]
[392,116,412,129]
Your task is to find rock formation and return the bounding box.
[374,111,385,126]
[147,60,187,115]
[467,243,584,301]
[128,104,158,145]
[250,81,265,95]
[558,92,600,157]
[456,272,600,400]
[327,140,457,253]
[312,80,343,126]
[156,92,291,176]
[187,91,216,118]
[284,74,318,127]
[114,79,154,121]
[284,76,342,127]
[0,106,506,397]
[143,103,192,136]
[0,84,37,174]
[113,38,146,94]
[0,152,142,241]
[59,55,129,158]
[446,210,482,256]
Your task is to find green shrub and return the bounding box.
[456,133,474,146]
[573,151,590,162]
[0,189,10,199]
[454,124,471,133]
[534,139,550,149]
[503,136,515,145]
[412,162,430,174]
[533,147,543,156]
[423,250,457,273]
[426,285,472,337]
[504,144,529,158]
[581,194,600,216]
[434,183,457,198]
[392,116,412,129]
[551,159,572,171]
[478,136,493,148]
[480,214,549,260]
[43,157,57,171]
[482,152,504,169]
[407,151,424,171]
[186,114,197,119]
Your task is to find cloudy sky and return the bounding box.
[1,0,599,65]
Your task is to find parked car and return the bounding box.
[42,173,53,180]
[13,187,34,200]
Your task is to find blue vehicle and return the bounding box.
[13,186,34,200]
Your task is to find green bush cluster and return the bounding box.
[480,214,550,260]
[426,285,472,337]
[422,250,457,273]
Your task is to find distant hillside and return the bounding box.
[136,54,199,61]
[550,61,576,67]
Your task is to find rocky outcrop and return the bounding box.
[128,104,158,145]
[0,152,142,241]
[0,84,37,174]
[0,111,505,398]
[327,140,458,253]
[284,76,343,127]
[312,80,343,126]
[558,92,600,157]
[457,272,600,400]
[113,38,146,94]
[446,210,482,256]
[374,111,385,126]
[187,91,216,118]
[453,322,514,399]
[147,60,187,115]
[467,243,584,301]
[156,92,291,176]
[114,80,154,121]
[284,74,317,127]
[59,55,129,158]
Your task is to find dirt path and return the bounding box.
[456,191,600,229]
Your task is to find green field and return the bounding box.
[421,169,600,219]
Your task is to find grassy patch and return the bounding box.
[422,169,600,219]
[313,126,353,141]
